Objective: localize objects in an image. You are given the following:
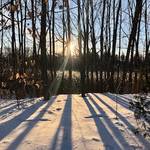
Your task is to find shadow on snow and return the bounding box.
[50,95,72,150]
[92,93,150,148]
[5,96,57,150]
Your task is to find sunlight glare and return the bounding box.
[67,41,76,56]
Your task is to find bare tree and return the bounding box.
[100,0,106,91]
[40,0,49,100]
[121,0,143,92]
[11,0,17,75]
[110,0,121,91]
[77,0,85,96]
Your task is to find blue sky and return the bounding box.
[0,0,150,56]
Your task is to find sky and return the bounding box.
[0,0,150,56]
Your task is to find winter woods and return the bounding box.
[0,0,150,98]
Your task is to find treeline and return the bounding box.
[0,0,150,99]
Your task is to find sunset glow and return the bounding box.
[65,40,77,56]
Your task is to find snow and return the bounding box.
[0,93,150,150]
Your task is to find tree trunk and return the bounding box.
[31,0,37,61]
[144,0,149,86]
[100,0,106,92]
[78,0,85,97]
[121,0,143,93]
[11,0,16,76]
[40,0,49,100]
[52,0,56,77]
[110,0,121,92]
[66,0,72,85]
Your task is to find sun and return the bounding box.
[66,40,76,56]
[70,41,76,55]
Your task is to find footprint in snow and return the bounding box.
[25,140,31,144]
[2,140,9,144]
[47,110,54,114]
[56,108,62,111]
[130,144,143,150]
[115,121,124,127]
[92,137,100,142]
[57,100,61,102]
[8,111,14,114]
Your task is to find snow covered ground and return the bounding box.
[0,93,150,150]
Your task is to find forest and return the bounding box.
[1,0,150,149]
[0,0,150,99]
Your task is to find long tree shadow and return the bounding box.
[87,94,130,148]
[0,103,17,117]
[92,93,150,147]
[6,96,57,150]
[104,93,130,110]
[83,96,123,149]
[50,95,72,150]
[0,98,40,117]
[119,95,134,102]
[0,98,46,140]
[0,101,16,110]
